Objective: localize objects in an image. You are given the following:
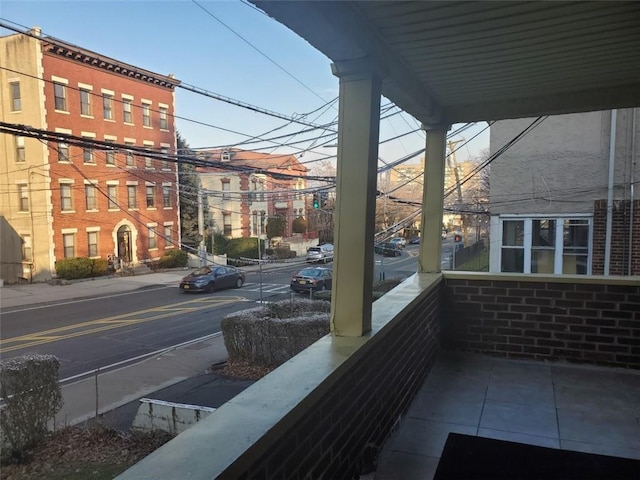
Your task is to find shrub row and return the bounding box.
[54,258,108,280]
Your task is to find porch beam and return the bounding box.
[419,127,448,273]
[330,57,383,337]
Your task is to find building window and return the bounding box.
[125,143,135,167]
[21,234,32,261]
[123,99,133,123]
[161,147,170,169]
[18,184,29,212]
[162,185,171,207]
[60,184,73,211]
[164,225,173,248]
[105,140,116,165]
[142,102,151,126]
[146,185,155,208]
[252,211,258,235]
[63,233,75,258]
[159,106,168,130]
[85,184,97,211]
[83,137,94,164]
[127,185,137,209]
[148,227,157,249]
[222,180,231,201]
[107,185,118,210]
[87,231,98,257]
[80,88,92,116]
[223,213,232,236]
[15,136,25,162]
[260,211,266,235]
[58,141,70,162]
[54,82,67,111]
[145,155,154,169]
[499,217,591,275]
[10,82,21,111]
[102,93,113,120]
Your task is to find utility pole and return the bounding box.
[197,189,205,267]
[447,139,469,247]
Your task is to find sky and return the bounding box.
[1,0,489,173]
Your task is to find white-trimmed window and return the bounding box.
[161,146,170,170]
[164,223,173,248]
[18,183,29,212]
[162,184,171,207]
[148,225,157,249]
[21,234,32,261]
[499,216,591,275]
[223,213,232,236]
[58,141,70,162]
[10,81,21,111]
[15,136,25,162]
[146,184,156,208]
[123,98,133,123]
[222,180,231,201]
[60,184,73,211]
[62,232,75,258]
[125,141,135,166]
[159,106,168,130]
[87,230,99,257]
[127,185,137,209]
[105,139,116,165]
[142,101,151,127]
[82,135,94,164]
[54,82,67,111]
[107,184,118,210]
[102,93,113,120]
[80,88,92,116]
[85,183,98,211]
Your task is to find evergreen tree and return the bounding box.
[177,132,207,248]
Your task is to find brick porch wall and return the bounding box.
[226,281,443,479]
[443,276,639,369]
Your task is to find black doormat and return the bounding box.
[433,433,640,480]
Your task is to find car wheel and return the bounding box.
[205,282,215,293]
[235,278,243,288]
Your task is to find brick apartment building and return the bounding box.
[196,149,307,239]
[0,28,180,283]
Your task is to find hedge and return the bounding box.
[55,257,109,280]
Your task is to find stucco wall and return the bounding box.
[490,110,640,216]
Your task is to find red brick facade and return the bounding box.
[592,199,640,275]
[42,43,180,266]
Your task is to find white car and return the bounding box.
[306,244,334,263]
[389,237,406,248]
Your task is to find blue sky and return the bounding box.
[1,0,489,171]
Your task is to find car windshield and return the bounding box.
[299,269,323,277]
[191,267,212,276]
[308,248,321,253]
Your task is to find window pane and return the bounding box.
[563,219,589,274]
[163,186,171,207]
[58,142,69,162]
[146,186,155,208]
[80,89,91,116]
[21,234,32,261]
[88,232,98,257]
[531,219,555,273]
[11,82,21,111]
[103,94,113,119]
[61,185,72,211]
[143,104,151,126]
[18,184,29,211]
[85,185,97,210]
[123,99,132,123]
[128,186,137,208]
[54,83,66,111]
[108,186,118,209]
[502,220,524,246]
[501,248,524,273]
[149,228,157,249]
[63,233,75,258]
[16,136,25,162]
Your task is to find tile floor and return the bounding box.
[375,351,640,479]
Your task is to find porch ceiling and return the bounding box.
[251,1,640,126]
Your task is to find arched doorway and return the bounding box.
[117,226,132,263]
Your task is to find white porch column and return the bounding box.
[419,127,448,273]
[330,58,383,337]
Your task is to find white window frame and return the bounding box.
[107,183,118,210]
[147,223,158,250]
[10,80,21,111]
[164,222,174,248]
[142,100,152,127]
[86,228,100,258]
[79,85,93,117]
[52,78,68,112]
[122,95,134,124]
[60,181,74,212]
[496,215,592,275]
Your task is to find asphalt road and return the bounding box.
[0,244,446,381]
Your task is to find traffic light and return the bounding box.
[312,193,319,209]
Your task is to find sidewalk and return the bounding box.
[1,269,246,430]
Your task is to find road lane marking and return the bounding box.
[0,296,242,353]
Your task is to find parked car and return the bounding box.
[389,237,407,248]
[375,242,402,257]
[442,228,448,239]
[180,265,245,292]
[306,244,334,263]
[408,236,420,245]
[291,267,333,293]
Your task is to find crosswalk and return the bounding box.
[242,282,291,294]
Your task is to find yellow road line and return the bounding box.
[1,296,241,353]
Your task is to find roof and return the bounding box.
[251,1,640,126]
[196,148,308,175]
